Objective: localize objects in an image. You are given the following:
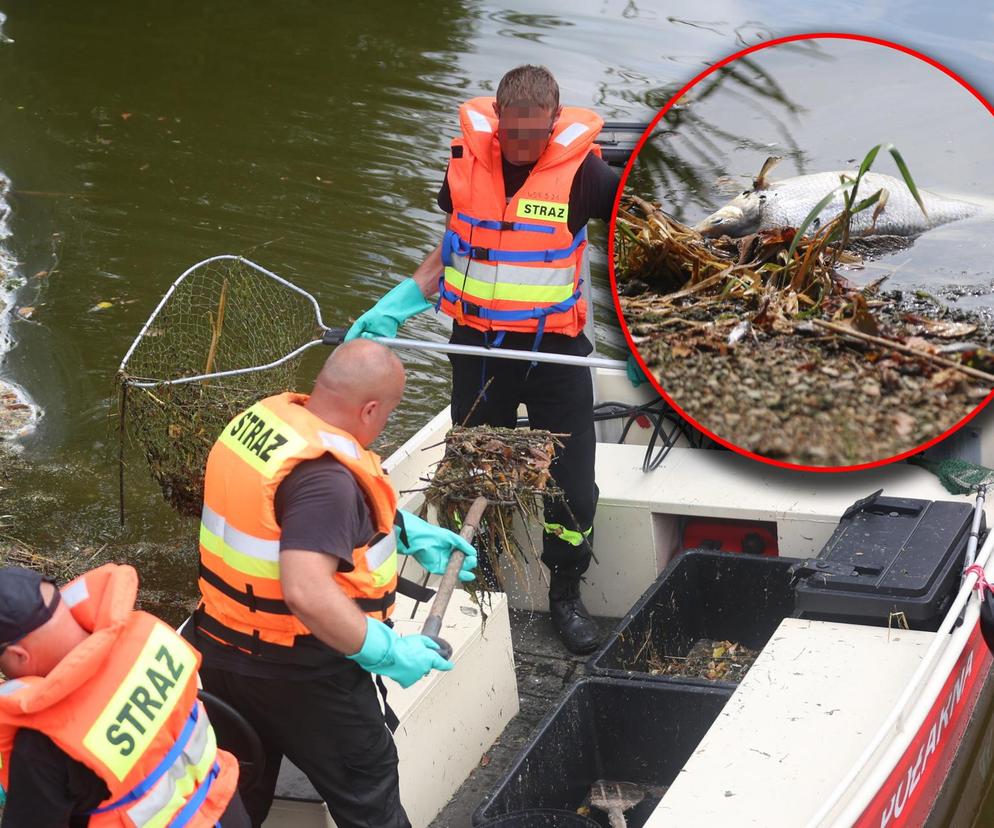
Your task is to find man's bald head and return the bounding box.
[306,339,405,446]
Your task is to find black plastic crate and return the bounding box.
[587,550,796,688]
[794,495,976,628]
[477,810,599,827]
[473,677,732,827]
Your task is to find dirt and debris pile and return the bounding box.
[647,638,760,683]
[614,195,994,466]
[425,425,564,590]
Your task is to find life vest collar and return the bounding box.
[458,96,603,174]
[0,564,138,715]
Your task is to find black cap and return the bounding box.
[0,567,55,647]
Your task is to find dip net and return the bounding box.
[117,256,320,518]
[909,456,994,495]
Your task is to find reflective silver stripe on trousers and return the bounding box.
[319,431,361,459]
[366,532,396,571]
[448,252,576,288]
[61,579,90,608]
[201,503,280,562]
[125,704,213,827]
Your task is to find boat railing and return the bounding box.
[807,526,994,826]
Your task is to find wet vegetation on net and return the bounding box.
[616,145,994,465]
[118,257,319,517]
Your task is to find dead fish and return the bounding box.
[727,319,752,346]
[695,157,982,238]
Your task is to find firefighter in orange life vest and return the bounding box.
[184,339,478,828]
[347,65,620,654]
[0,563,249,828]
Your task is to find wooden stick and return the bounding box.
[810,319,994,384]
[203,278,229,376]
[421,496,488,645]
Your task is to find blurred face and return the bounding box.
[494,102,560,166]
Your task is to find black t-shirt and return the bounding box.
[0,729,249,828]
[191,455,375,680]
[0,729,109,828]
[437,149,619,353]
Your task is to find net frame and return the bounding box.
[117,255,324,519]
[119,255,329,388]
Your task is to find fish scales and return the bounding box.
[695,171,981,238]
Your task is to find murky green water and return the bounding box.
[2,0,994,816]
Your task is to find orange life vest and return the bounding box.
[196,392,399,658]
[0,564,238,828]
[438,96,603,337]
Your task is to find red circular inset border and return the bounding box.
[608,31,994,474]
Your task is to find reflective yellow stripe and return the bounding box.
[366,533,396,571]
[543,523,593,547]
[447,253,576,288]
[83,624,197,781]
[200,523,280,579]
[444,269,576,304]
[369,552,397,589]
[219,401,309,479]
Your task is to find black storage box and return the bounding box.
[793,494,977,628]
[477,810,599,828]
[473,678,732,827]
[587,550,796,688]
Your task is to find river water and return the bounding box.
[2,0,994,818]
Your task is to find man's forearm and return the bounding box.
[281,551,369,655]
[412,243,442,299]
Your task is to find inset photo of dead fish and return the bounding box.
[612,33,994,470]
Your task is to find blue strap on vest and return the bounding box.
[167,762,221,828]
[446,225,587,264]
[455,212,556,235]
[87,703,201,815]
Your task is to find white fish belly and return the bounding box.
[758,172,980,236]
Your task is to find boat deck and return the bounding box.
[649,618,934,827]
[429,609,615,827]
[263,376,994,826]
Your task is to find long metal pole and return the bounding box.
[366,336,627,371]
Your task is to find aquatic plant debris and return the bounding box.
[646,638,760,682]
[423,425,565,593]
[614,194,994,466]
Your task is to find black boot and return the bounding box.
[548,576,601,655]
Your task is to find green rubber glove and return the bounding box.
[395,509,478,582]
[0,783,5,808]
[626,354,648,387]
[345,279,432,342]
[347,616,453,688]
